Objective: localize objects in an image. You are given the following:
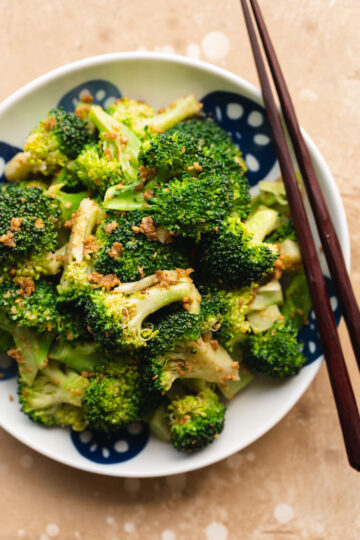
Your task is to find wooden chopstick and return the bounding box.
[249,0,360,373]
[240,0,360,471]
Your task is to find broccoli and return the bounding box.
[19,358,154,432]
[94,211,191,282]
[18,360,88,430]
[103,126,247,228]
[5,108,91,181]
[110,94,202,138]
[49,340,100,373]
[282,273,312,330]
[199,205,279,287]
[0,279,59,384]
[243,319,306,378]
[102,130,207,211]
[45,183,89,222]
[200,284,255,353]
[167,387,226,452]
[147,173,233,239]
[143,310,239,393]
[266,219,296,243]
[83,269,201,351]
[58,198,104,299]
[81,359,152,431]
[72,143,124,195]
[89,105,142,185]
[168,117,251,220]
[107,97,155,132]
[199,278,285,354]
[138,131,201,178]
[105,171,233,240]
[0,183,81,280]
[0,184,60,263]
[254,178,290,216]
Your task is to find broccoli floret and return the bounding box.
[107,97,155,132]
[0,184,60,263]
[199,206,279,287]
[105,172,233,240]
[89,105,142,185]
[0,183,76,280]
[200,278,286,354]
[120,94,203,138]
[0,279,60,384]
[72,143,124,195]
[81,360,152,431]
[5,108,91,180]
[243,320,306,378]
[138,131,201,177]
[266,219,296,243]
[94,211,191,282]
[83,269,201,351]
[143,310,239,393]
[168,117,251,220]
[19,358,154,432]
[18,360,89,430]
[102,131,205,211]
[107,95,202,138]
[167,387,226,452]
[201,284,255,353]
[148,173,233,239]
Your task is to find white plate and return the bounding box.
[0,52,349,477]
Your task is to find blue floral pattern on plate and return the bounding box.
[57,79,122,111]
[0,354,18,380]
[201,90,277,186]
[0,82,342,464]
[0,141,22,183]
[300,276,341,364]
[71,422,149,464]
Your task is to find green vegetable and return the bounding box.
[168,387,226,452]
[243,320,306,378]
[94,211,191,282]
[143,310,239,393]
[199,206,279,287]
[5,108,91,180]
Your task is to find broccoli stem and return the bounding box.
[46,183,88,222]
[41,245,67,275]
[49,341,100,373]
[64,198,102,265]
[8,324,54,385]
[246,205,279,243]
[40,362,89,407]
[282,273,312,330]
[140,95,202,134]
[103,180,156,211]
[126,279,201,339]
[149,404,172,442]
[4,152,34,182]
[89,106,141,183]
[175,340,239,384]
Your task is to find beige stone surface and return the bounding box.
[0,0,360,538]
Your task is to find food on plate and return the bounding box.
[0,92,311,453]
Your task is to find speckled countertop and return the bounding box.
[0,1,360,539]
